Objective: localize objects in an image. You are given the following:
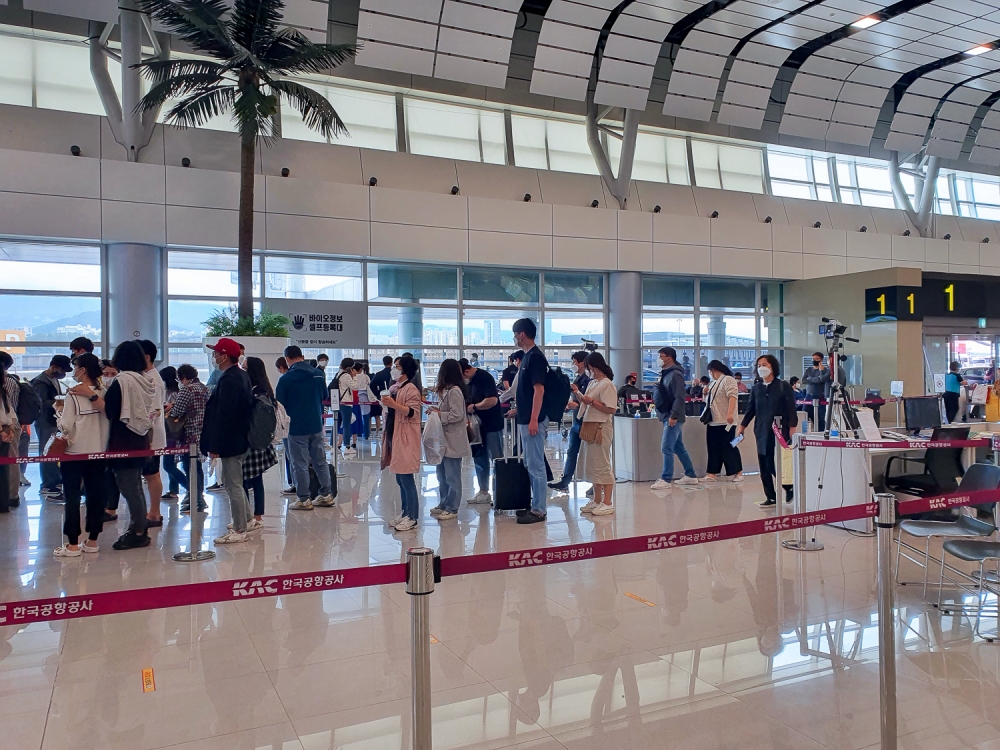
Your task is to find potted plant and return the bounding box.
[203,305,290,385]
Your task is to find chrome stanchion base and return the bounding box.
[782,539,825,552]
[172,549,216,562]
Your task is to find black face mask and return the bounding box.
[813,360,822,367]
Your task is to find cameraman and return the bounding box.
[801,352,845,432]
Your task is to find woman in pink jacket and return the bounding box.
[381,355,422,531]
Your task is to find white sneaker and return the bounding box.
[701,475,719,483]
[394,517,417,531]
[429,506,446,517]
[214,530,248,544]
[289,500,313,511]
[579,500,598,513]
[53,545,81,558]
[81,541,100,553]
[246,518,264,532]
[390,515,404,528]
[436,510,458,520]
[650,479,673,491]
[731,474,745,484]
[313,494,336,507]
[675,476,699,486]
[591,503,615,516]
[468,491,492,505]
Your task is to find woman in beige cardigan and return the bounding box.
[381,356,423,532]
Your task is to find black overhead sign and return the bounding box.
[865,276,994,322]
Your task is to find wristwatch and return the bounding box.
[89,395,99,403]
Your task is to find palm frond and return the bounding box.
[266,34,358,75]
[268,78,348,140]
[136,0,236,59]
[231,0,284,56]
[134,57,228,85]
[233,84,279,145]
[136,72,229,115]
[163,86,236,129]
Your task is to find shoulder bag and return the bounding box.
[578,385,604,444]
[699,381,715,425]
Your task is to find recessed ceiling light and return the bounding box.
[967,45,992,55]
[851,16,880,29]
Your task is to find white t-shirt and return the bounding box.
[581,377,617,423]
[144,368,167,450]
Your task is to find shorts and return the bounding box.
[142,455,161,476]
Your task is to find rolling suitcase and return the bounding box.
[493,418,531,517]
[308,462,338,500]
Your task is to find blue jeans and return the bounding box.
[180,459,206,510]
[35,422,61,491]
[288,432,331,500]
[396,473,418,521]
[435,456,463,512]
[518,418,549,514]
[561,420,582,483]
[472,430,503,492]
[244,473,265,516]
[163,454,184,495]
[660,421,696,482]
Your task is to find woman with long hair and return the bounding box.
[577,352,618,515]
[332,357,357,454]
[736,354,798,507]
[159,366,183,501]
[703,360,744,483]
[381,356,422,531]
[53,353,110,555]
[240,357,277,531]
[429,358,471,521]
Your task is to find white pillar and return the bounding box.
[107,243,163,350]
[120,0,143,161]
[609,272,642,385]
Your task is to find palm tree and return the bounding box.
[135,0,356,319]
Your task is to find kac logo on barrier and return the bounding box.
[763,517,792,532]
[508,551,544,567]
[647,534,678,550]
[232,579,279,597]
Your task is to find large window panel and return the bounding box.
[168,300,260,343]
[264,256,362,301]
[0,295,101,342]
[281,84,396,150]
[544,311,604,348]
[642,313,694,347]
[546,120,598,175]
[641,346,695,381]
[700,280,755,310]
[642,277,694,308]
[0,35,33,106]
[699,315,757,347]
[609,131,689,185]
[368,306,458,348]
[367,264,457,304]
[462,269,538,304]
[4,346,89,381]
[169,251,260,298]
[35,39,109,115]
[463,310,535,347]
[0,243,101,292]
[405,98,505,164]
[459,349,512,382]
[544,272,603,306]
[511,115,548,169]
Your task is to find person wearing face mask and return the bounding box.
[32,354,72,502]
[368,355,393,438]
[651,347,698,491]
[549,351,590,493]
[736,354,798,507]
[316,353,329,374]
[702,360,743,484]
[461,357,503,504]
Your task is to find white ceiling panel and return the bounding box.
[24,0,118,22]
[531,0,620,100]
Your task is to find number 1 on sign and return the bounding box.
[876,293,886,315]
[907,292,915,314]
[945,284,954,312]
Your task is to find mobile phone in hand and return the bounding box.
[730,434,744,447]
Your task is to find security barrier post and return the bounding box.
[407,547,436,750]
[875,492,897,750]
[173,444,216,562]
[782,432,824,551]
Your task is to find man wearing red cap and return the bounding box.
[201,338,254,543]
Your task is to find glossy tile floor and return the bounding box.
[2,434,999,749]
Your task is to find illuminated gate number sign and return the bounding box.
[866,278,998,322]
[864,286,922,322]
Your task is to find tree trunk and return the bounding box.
[238,138,256,320]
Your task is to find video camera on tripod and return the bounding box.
[818,318,861,437]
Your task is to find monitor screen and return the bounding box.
[904,396,943,432]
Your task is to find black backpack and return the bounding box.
[247,394,277,451]
[542,367,572,423]
[15,379,42,425]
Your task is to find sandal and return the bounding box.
[145,518,163,528]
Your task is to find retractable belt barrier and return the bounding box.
[799,437,991,450]
[0,445,191,465]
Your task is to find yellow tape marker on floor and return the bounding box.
[429,635,439,644]
[624,592,656,607]
[142,668,155,693]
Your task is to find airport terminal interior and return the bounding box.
[9,0,1000,747]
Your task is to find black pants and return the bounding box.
[758,435,777,502]
[112,461,147,535]
[105,464,120,511]
[944,391,960,423]
[806,401,825,432]
[244,473,265,516]
[706,425,743,476]
[62,459,107,545]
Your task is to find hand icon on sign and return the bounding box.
[292,315,305,330]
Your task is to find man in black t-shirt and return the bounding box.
[460,358,503,504]
[512,318,548,524]
[501,352,521,391]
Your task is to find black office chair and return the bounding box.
[886,426,969,501]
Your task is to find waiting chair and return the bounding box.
[894,463,1000,597]
[938,539,1000,641]
[887,426,969,503]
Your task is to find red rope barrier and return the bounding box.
[0,446,192,466]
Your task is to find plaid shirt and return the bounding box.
[170,379,209,447]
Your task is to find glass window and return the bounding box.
[0,34,33,107]
[544,273,603,306]
[973,180,1000,206]
[609,131,689,184]
[546,119,598,175]
[642,313,694,347]
[167,300,260,343]
[35,38,109,116]
[859,192,896,209]
[642,346,696,381]
[760,316,787,347]
[462,269,538,304]
[817,186,834,202]
[699,315,756,347]
[168,251,260,298]
[0,243,101,292]
[405,98,505,164]
[368,306,458,348]
[366,264,457,304]
[694,141,763,192]
[510,114,548,169]
[264,256,362,301]
[813,158,830,184]
[761,283,782,314]
[4,345,90,381]
[281,83,397,151]
[837,161,855,187]
[463,310,536,347]
[0,295,102,343]
[855,165,891,192]
[768,152,809,182]
[642,277,694,308]
[700,280,755,310]
[691,140,721,189]
[457,349,510,382]
[706,349,756,381]
[771,181,812,199]
[544,311,604,348]
[166,346,213,382]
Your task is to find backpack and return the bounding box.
[248,394,277,451]
[273,400,291,441]
[16,379,42,425]
[541,367,572,423]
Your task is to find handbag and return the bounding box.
[699,381,715,425]
[165,413,187,443]
[579,420,603,444]
[44,433,68,457]
[467,413,483,446]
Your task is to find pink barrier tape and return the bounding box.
[772,423,791,450]
[0,445,192,466]
[439,503,877,577]
[896,487,1000,517]
[799,437,990,450]
[0,563,407,627]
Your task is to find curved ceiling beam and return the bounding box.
[925,73,1000,158]
[884,49,1000,154]
[779,0,1000,146]
[971,97,1000,166]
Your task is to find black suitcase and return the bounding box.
[308,463,338,500]
[493,419,531,516]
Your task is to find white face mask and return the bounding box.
[238,355,246,368]
[757,366,771,379]
[390,367,402,381]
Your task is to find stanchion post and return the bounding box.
[173,445,216,563]
[875,492,897,750]
[407,547,435,750]
[782,432,824,552]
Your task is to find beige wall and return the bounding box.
[784,267,924,398]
